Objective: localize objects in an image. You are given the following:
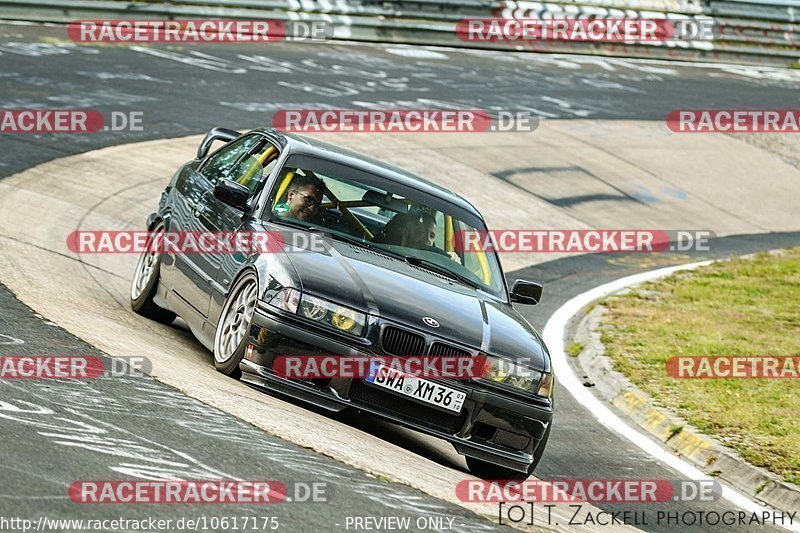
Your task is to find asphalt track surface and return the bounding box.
[1,21,799,533]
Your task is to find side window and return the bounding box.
[201,135,262,186]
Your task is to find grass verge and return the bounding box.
[599,249,800,485]
[565,342,585,357]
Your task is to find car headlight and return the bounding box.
[537,372,555,397]
[330,307,360,333]
[481,355,553,397]
[299,296,328,321]
[269,289,366,337]
[269,287,300,314]
[299,294,366,336]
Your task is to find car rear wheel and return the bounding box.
[130,222,176,325]
[466,421,552,481]
[214,273,258,378]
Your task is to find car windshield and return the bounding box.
[265,153,506,299]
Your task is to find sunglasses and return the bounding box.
[291,190,321,207]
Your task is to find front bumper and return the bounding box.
[242,306,553,473]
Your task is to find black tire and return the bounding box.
[466,402,553,481]
[213,272,259,378]
[130,222,176,325]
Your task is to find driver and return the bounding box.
[275,174,324,222]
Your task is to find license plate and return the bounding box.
[364,362,465,413]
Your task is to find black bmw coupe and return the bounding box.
[131,127,554,480]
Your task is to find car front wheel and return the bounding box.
[213,272,258,378]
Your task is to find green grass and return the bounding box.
[667,424,684,440]
[566,342,585,357]
[599,249,800,485]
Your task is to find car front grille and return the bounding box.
[428,342,471,358]
[381,326,426,357]
[349,380,467,434]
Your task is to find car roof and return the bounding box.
[253,128,484,220]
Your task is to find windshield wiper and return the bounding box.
[325,231,375,249]
[404,255,481,290]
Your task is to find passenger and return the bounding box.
[374,212,415,246]
[376,212,461,263]
[408,212,462,264]
[407,212,437,249]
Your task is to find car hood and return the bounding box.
[283,239,549,372]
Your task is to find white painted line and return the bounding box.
[0,333,24,345]
[542,261,800,533]
[385,47,449,59]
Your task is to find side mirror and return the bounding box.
[214,179,250,211]
[197,127,242,160]
[510,280,543,305]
